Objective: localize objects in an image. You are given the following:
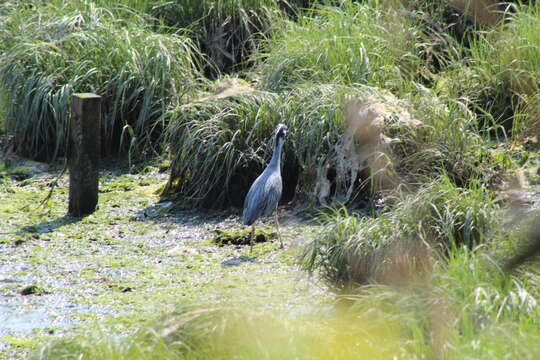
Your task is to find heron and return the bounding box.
[242,123,288,250]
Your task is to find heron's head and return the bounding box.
[275,124,287,139]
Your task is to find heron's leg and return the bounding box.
[275,211,283,249]
[249,224,255,253]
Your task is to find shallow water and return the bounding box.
[0,260,105,337]
[0,299,71,335]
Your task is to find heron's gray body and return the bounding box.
[242,165,282,226]
[242,124,286,226]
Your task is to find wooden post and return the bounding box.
[69,93,101,216]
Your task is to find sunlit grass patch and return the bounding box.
[494,3,540,96]
[395,87,498,185]
[90,0,162,16]
[437,69,511,140]
[438,2,540,138]
[255,1,425,92]
[435,242,540,359]
[495,3,540,140]
[0,1,205,161]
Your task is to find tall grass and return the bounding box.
[449,2,540,138]
[495,2,540,139]
[163,77,509,208]
[152,0,293,75]
[255,1,425,92]
[163,84,356,208]
[495,3,540,96]
[163,90,281,207]
[302,176,501,289]
[402,86,508,185]
[90,0,162,16]
[0,1,205,161]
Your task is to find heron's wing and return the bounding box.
[261,172,282,216]
[242,172,268,225]
[242,169,283,225]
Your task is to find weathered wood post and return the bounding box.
[69,93,101,216]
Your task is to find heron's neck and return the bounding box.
[269,137,284,169]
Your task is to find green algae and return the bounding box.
[0,157,328,359]
[20,285,49,296]
[213,227,277,246]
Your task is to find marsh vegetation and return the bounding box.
[1,0,540,359]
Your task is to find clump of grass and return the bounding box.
[494,3,540,139]
[348,237,540,359]
[512,92,540,143]
[432,59,511,133]
[387,0,508,32]
[20,284,49,296]
[255,1,425,92]
[442,2,540,138]
[90,0,163,16]
[436,231,540,358]
[401,84,513,187]
[301,206,405,288]
[495,3,540,96]
[162,84,360,208]
[400,176,499,248]
[0,1,205,161]
[213,227,276,246]
[302,176,500,289]
[162,89,281,207]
